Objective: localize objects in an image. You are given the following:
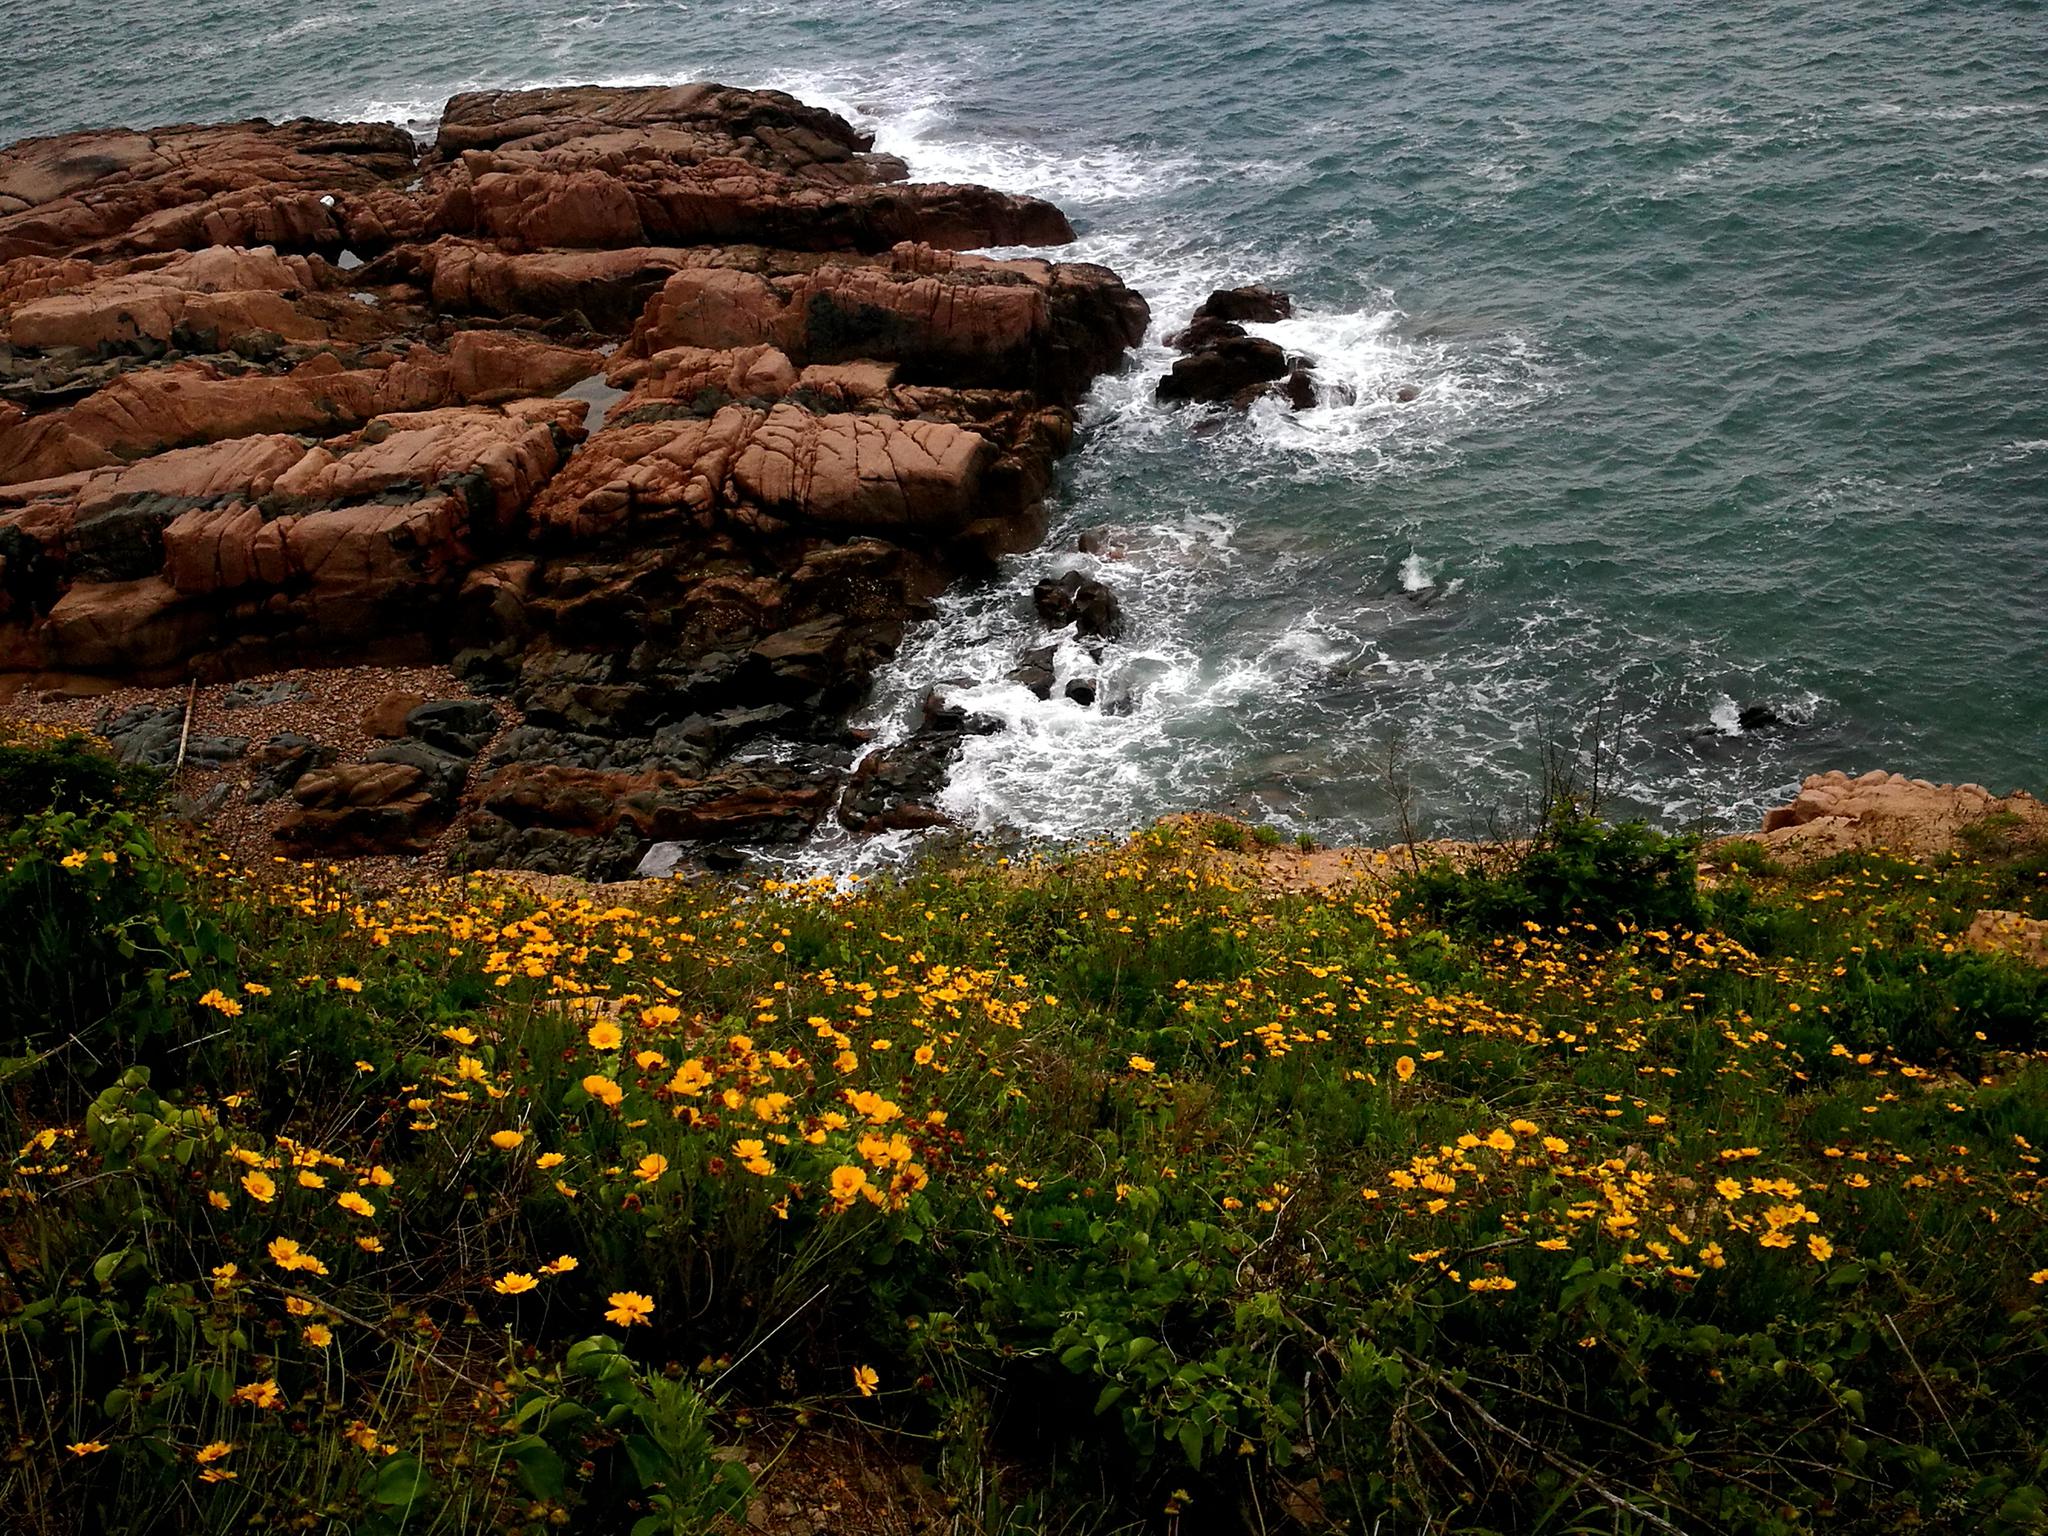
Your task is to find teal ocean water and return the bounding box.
[8,2,2047,846]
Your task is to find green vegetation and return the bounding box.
[2,730,2047,1535]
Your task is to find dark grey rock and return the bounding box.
[1008,643,1057,699]
[247,732,337,804]
[1033,571,1124,639]
[183,733,249,770]
[222,678,310,710]
[364,738,470,806]
[172,782,233,822]
[98,705,183,768]
[70,504,177,583]
[404,699,497,758]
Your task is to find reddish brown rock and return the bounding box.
[1747,771,2047,861]
[388,239,697,325]
[732,404,997,533]
[0,119,416,263]
[608,343,801,411]
[396,86,1071,256]
[265,405,575,527]
[363,690,429,738]
[276,760,440,852]
[0,334,599,482]
[0,83,1152,870]
[627,244,1146,404]
[475,758,838,845]
[0,433,311,575]
[42,575,209,673]
[5,245,325,351]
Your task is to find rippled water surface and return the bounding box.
[10,1,2046,844]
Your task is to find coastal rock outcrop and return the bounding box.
[0,84,1149,874]
[1156,286,1310,409]
[1748,770,2047,861]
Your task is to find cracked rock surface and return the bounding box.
[0,83,1149,875]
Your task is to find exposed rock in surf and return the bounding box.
[1033,570,1123,639]
[0,84,1148,873]
[1156,334,1289,406]
[837,691,997,835]
[1165,314,1246,354]
[1009,643,1057,700]
[1191,285,1293,325]
[1157,286,1313,410]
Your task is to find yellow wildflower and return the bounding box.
[604,1291,654,1328]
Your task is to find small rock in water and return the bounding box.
[1194,285,1293,325]
[1009,644,1058,699]
[1033,571,1124,639]
[1157,334,1290,406]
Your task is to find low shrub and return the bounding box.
[1401,800,1706,939]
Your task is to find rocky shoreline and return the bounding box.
[0,84,1149,876]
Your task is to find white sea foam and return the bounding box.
[275,14,347,43]
[755,63,1205,214]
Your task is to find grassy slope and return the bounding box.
[3,730,2048,1535]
